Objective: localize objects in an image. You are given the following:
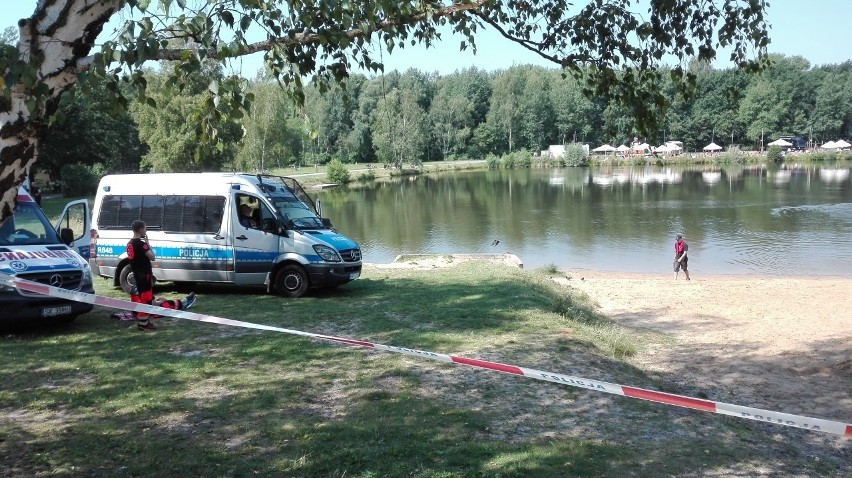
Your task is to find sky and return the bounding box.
[3,0,850,77]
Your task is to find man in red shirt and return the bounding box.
[127,220,196,330]
[673,234,690,280]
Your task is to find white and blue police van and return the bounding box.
[88,173,362,298]
[0,183,95,324]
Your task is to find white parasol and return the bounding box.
[592,144,616,153]
[767,138,792,147]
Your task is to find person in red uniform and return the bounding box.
[127,220,195,330]
[673,234,690,280]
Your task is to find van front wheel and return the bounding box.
[274,265,309,298]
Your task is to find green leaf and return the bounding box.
[220,11,234,27]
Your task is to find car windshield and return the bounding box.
[0,201,61,246]
[271,197,325,230]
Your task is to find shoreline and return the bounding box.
[559,267,852,281]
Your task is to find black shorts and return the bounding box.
[673,256,688,271]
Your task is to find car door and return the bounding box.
[231,195,280,285]
[55,199,91,260]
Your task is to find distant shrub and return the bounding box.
[809,151,830,161]
[356,170,376,182]
[766,145,783,162]
[326,159,351,185]
[60,163,98,197]
[500,154,516,169]
[719,146,744,163]
[564,143,588,166]
[485,154,500,169]
[513,150,532,168]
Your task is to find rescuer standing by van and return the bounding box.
[127,220,197,330]
[128,220,157,330]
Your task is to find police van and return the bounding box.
[0,183,95,324]
[88,173,362,298]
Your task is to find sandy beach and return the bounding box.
[556,269,851,425]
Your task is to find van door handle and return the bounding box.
[236,235,248,241]
[213,233,224,240]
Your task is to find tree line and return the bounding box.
[0,0,774,224]
[30,53,852,185]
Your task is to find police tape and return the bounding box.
[2,272,849,437]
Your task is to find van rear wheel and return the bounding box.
[118,266,136,294]
[274,265,309,298]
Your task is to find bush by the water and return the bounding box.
[718,146,744,163]
[563,143,589,166]
[326,159,351,185]
[766,145,783,162]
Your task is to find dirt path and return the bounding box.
[556,269,851,426]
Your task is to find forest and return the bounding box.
[16,30,852,186]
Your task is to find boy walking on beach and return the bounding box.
[127,220,196,330]
[673,234,690,280]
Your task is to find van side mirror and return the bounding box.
[59,228,74,246]
[321,217,332,228]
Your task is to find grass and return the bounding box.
[1,261,841,477]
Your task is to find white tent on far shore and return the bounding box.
[834,139,851,149]
[768,138,792,147]
[703,142,723,151]
[616,144,630,152]
[821,141,837,149]
[592,144,616,153]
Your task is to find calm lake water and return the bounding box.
[317,162,852,276]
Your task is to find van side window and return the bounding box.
[98,194,224,233]
[162,196,225,233]
[97,195,162,229]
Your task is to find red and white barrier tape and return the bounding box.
[3,272,849,436]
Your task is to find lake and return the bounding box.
[316,162,852,276]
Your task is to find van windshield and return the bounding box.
[0,201,61,246]
[270,196,326,230]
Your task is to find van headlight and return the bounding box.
[313,244,341,262]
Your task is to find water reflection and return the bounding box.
[320,162,852,276]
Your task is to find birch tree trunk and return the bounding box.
[1,0,123,222]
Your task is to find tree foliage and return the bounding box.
[1,0,772,223]
[38,75,144,178]
[129,66,243,172]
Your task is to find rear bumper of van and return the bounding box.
[305,263,362,288]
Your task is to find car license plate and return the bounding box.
[41,305,72,317]
[349,272,360,280]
